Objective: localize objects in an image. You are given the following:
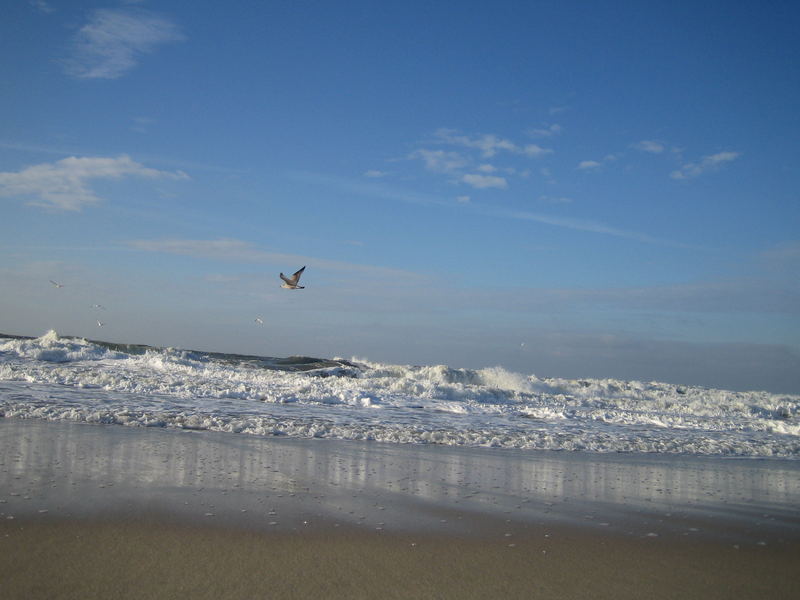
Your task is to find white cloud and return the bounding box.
[435,129,516,158]
[456,195,471,203]
[64,8,185,79]
[523,144,553,158]
[529,124,562,138]
[435,129,552,159]
[363,169,389,178]
[632,140,665,154]
[0,155,189,210]
[577,160,601,170]
[670,151,740,180]
[462,173,508,189]
[410,128,553,191]
[410,149,468,173]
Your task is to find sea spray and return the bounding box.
[1,331,798,456]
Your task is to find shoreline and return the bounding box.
[2,418,800,598]
[2,418,798,540]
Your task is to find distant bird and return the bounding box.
[280,266,306,289]
[49,280,63,288]
[254,317,264,325]
[96,320,105,327]
[91,304,106,310]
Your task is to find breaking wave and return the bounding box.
[1,331,798,457]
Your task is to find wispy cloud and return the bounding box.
[131,116,155,134]
[761,240,800,263]
[759,241,800,277]
[64,8,185,79]
[576,150,623,171]
[130,238,292,263]
[528,123,562,138]
[291,171,449,208]
[298,171,689,248]
[410,149,469,174]
[492,208,680,245]
[0,140,86,157]
[0,139,246,176]
[522,144,552,158]
[462,173,508,189]
[670,151,740,180]
[434,129,517,158]
[533,279,800,315]
[128,238,424,281]
[0,155,188,210]
[29,0,54,14]
[632,140,665,154]
[363,169,390,178]
[434,128,553,159]
[539,195,573,204]
[409,128,553,192]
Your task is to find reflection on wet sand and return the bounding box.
[1,419,799,541]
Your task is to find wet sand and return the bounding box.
[1,419,799,599]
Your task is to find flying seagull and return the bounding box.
[254,317,264,325]
[91,304,106,310]
[280,266,306,289]
[49,280,63,288]
[96,320,105,327]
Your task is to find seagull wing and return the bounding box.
[280,266,306,286]
[292,266,306,283]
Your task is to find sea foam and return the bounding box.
[1,331,798,457]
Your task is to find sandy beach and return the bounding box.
[1,419,799,599]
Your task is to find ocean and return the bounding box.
[1,330,798,458]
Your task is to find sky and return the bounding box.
[2,0,799,393]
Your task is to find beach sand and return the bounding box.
[1,419,799,599]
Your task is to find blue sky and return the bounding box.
[2,0,799,393]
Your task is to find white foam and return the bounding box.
[1,331,798,456]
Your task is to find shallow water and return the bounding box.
[2,420,799,543]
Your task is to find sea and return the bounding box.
[1,330,798,458]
